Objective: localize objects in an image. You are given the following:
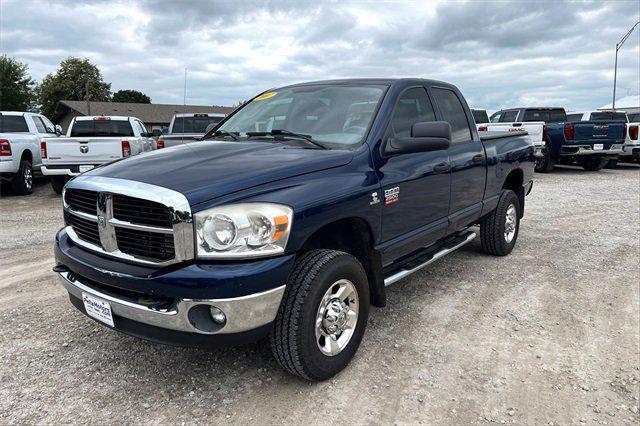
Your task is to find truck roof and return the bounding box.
[277,78,457,90]
[173,112,225,118]
[499,107,566,111]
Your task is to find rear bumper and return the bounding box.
[621,144,640,158]
[0,159,18,174]
[42,164,103,176]
[560,144,623,156]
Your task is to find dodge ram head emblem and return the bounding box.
[98,215,106,228]
[79,145,89,154]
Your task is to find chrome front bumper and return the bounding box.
[561,144,624,156]
[58,271,285,335]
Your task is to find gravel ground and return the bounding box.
[1,165,639,425]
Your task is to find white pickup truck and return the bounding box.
[476,119,546,160]
[157,112,226,148]
[0,111,62,195]
[567,111,640,164]
[41,116,154,194]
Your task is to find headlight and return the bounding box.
[195,203,293,259]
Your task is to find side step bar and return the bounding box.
[383,231,477,287]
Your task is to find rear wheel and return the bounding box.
[604,159,618,169]
[50,176,69,195]
[270,249,370,381]
[11,159,34,195]
[534,144,555,173]
[580,157,608,171]
[480,189,520,256]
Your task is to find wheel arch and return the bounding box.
[298,217,386,307]
[502,168,524,218]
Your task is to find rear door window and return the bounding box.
[0,115,29,132]
[589,112,628,122]
[499,110,518,123]
[431,87,472,143]
[390,87,436,138]
[172,116,223,134]
[33,117,47,133]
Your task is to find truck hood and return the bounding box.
[86,141,354,205]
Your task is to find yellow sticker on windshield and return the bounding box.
[255,91,277,101]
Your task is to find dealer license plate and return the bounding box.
[593,144,604,150]
[82,292,114,327]
[79,165,95,173]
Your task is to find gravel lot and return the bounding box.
[1,165,639,425]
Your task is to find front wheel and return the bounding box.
[580,157,608,171]
[270,249,370,381]
[480,189,520,256]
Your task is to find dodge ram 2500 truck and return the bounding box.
[54,79,534,381]
[491,107,625,172]
[0,111,62,194]
[42,116,155,194]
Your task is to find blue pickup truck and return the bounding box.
[54,79,534,380]
[490,107,626,172]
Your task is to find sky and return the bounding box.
[2,0,639,111]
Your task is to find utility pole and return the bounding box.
[85,81,91,115]
[612,21,639,110]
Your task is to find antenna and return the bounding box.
[182,67,187,144]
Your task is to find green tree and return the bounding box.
[38,57,111,119]
[112,89,151,103]
[0,55,37,111]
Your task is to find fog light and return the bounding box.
[209,306,226,324]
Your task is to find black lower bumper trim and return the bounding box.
[69,294,271,348]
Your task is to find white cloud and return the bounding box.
[1,0,639,110]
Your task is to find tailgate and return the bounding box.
[45,137,124,165]
[573,121,625,142]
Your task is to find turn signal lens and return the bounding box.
[121,140,131,157]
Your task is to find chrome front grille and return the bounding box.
[62,176,194,266]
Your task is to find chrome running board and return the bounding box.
[383,231,476,287]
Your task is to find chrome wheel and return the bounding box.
[315,279,359,356]
[504,204,517,243]
[24,166,33,191]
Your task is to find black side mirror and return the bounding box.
[385,121,451,155]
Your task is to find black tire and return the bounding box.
[270,249,370,381]
[11,159,34,195]
[580,157,608,171]
[50,177,69,195]
[534,144,555,173]
[604,159,618,169]
[480,189,520,256]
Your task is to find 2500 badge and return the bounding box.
[384,187,400,205]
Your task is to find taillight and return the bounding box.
[121,141,131,158]
[542,124,548,142]
[95,116,109,121]
[0,139,11,156]
[40,139,47,159]
[630,125,639,141]
[563,124,574,141]
[623,124,627,140]
[478,126,488,132]
[157,139,165,149]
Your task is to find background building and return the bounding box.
[52,100,235,134]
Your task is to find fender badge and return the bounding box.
[370,192,380,205]
[384,187,400,205]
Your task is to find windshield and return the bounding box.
[172,116,223,134]
[589,112,628,122]
[217,84,386,147]
[70,119,134,137]
[523,109,567,123]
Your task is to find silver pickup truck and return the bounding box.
[157,113,226,148]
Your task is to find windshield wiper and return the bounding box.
[246,129,328,150]
[203,130,239,141]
